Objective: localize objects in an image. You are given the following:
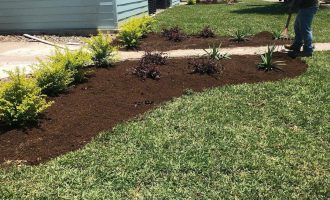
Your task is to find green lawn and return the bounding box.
[155,0,330,42]
[1,1,330,198]
[1,51,329,198]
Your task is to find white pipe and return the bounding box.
[23,34,65,49]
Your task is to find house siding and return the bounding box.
[0,0,178,33]
[0,0,117,33]
[171,0,180,6]
[116,0,149,23]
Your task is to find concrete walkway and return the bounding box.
[1,42,330,79]
[0,42,79,79]
[119,44,330,60]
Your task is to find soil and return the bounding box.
[0,53,307,165]
[133,31,291,52]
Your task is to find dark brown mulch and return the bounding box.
[133,31,291,52]
[0,53,307,165]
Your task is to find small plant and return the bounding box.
[85,33,117,67]
[0,69,52,126]
[230,29,250,42]
[189,58,223,75]
[183,88,195,96]
[32,61,73,96]
[133,65,161,80]
[187,0,197,5]
[203,44,231,60]
[272,29,283,40]
[257,45,281,71]
[133,51,167,80]
[48,48,92,83]
[162,26,186,42]
[140,51,168,66]
[199,26,215,38]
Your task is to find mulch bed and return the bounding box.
[0,53,307,165]
[131,31,290,52]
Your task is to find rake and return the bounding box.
[281,12,292,39]
[281,0,297,39]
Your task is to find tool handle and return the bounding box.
[285,13,292,29]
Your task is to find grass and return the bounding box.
[1,1,329,198]
[155,0,330,42]
[0,51,329,199]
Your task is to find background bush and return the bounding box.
[85,33,117,67]
[33,48,91,96]
[33,61,74,96]
[187,0,196,5]
[48,48,92,83]
[117,30,142,49]
[0,69,52,126]
[117,16,155,49]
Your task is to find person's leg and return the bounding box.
[291,10,303,51]
[300,6,318,54]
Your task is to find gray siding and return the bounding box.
[0,0,117,33]
[0,0,179,33]
[116,0,148,23]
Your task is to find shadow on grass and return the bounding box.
[231,2,329,15]
[231,3,289,15]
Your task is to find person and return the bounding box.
[286,0,319,58]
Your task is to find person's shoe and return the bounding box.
[299,51,313,57]
[288,51,312,58]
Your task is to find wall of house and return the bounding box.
[116,0,149,23]
[171,0,180,6]
[0,0,117,33]
[0,0,178,33]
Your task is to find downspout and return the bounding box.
[113,0,119,31]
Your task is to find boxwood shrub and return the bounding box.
[33,61,74,96]
[0,69,52,126]
[48,48,92,83]
[117,16,155,49]
[85,33,118,67]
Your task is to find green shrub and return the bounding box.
[118,30,142,49]
[203,44,231,60]
[48,48,92,82]
[33,61,73,96]
[187,0,197,5]
[230,29,251,42]
[121,16,155,36]
[0,69,52,126]
[138,16,156,36]
[85,33,117,67]
[117,16,156,49]
[272,29,283,40]
[257,45,282,71]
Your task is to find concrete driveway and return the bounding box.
[0,42,80,79]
